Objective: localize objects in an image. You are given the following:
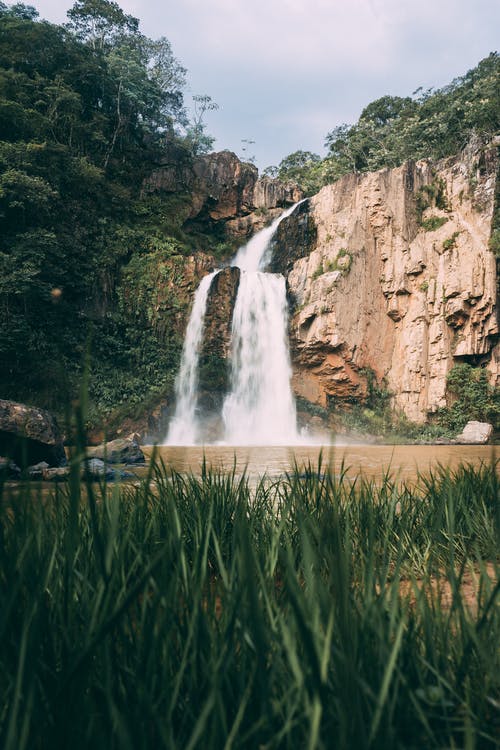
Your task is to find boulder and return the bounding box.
[456,421,493,444]
[0,456,21,478]
[42,467,70,481]
[0,399,66,467]
[86,437,145,465]
[84,458,115,480]
[28,461,50,479]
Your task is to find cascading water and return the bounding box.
[221,271,298,444]
[166,270,218,444]
[165,202,303,445]
[222,203,301,444]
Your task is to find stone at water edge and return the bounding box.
[42,467,71,481]
[27,461,50,479]
[86,437,145,465]
[0,399,66,467]
[85,458,115,479]
[456,421,493,444]
[0,457,21,478]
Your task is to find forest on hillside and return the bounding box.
[0,1,498,431]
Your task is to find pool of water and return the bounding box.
[143,444,498,483]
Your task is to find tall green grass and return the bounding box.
[0,455,498,749]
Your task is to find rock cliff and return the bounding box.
[274,141,499,422]
[144,150,303,240]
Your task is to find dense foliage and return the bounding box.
[269,53,499,195]
[0,1,217,425]
[0,456,498,748]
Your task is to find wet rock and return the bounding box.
[456,421,493,444]
[84,458,116,480]
[0,399,66,467]
[86,437,145,465]
[0,456,21,478]
[197,266,241,418]
[28,461,50,479]
[269,199,316,275]
[42,467,70,481]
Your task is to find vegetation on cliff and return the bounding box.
[270,52,499,195]
[329,364,500,442]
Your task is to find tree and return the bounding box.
[66,0,138,52]
[323,54,500,181]
[185,94,218,155]
[359,95,413,126]
[0,2,38,18]
[262,165,278,178]
[274,150,323,195]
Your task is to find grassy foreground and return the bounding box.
[0,456,499,749]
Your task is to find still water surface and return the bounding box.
[144,444,498,483]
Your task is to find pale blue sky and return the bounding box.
[28,0,500,169]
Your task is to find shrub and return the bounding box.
[421,216,448,231]
[438,363,500,432]
[442,231,461,251]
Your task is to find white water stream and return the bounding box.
[165,203,303,445]
[166,271,218,444]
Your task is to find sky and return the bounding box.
[28,0,500,170]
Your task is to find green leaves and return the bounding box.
[439,364,500,432]
[322,53,500,184]
[1,459,499,748]
[0,7,197,416]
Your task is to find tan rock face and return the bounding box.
[224,208,283,241]
[281,144,498,422]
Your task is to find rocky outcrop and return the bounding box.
[190,152,258,221]
[86,437,145,464]
[198,267,240,415]
[277,141,498,422]
[144,151,303,240]
[224,208,283,241]
[0,399,66,466]
[202,267,241,362]
[252,177,303,210]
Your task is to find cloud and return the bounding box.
[33,0,500,168]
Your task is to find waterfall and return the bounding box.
[165,202,303,445]
[221,203,301,444]
[165,270,218,445]
[221,271,298,444]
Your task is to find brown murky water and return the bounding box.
[143,444,498,483]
